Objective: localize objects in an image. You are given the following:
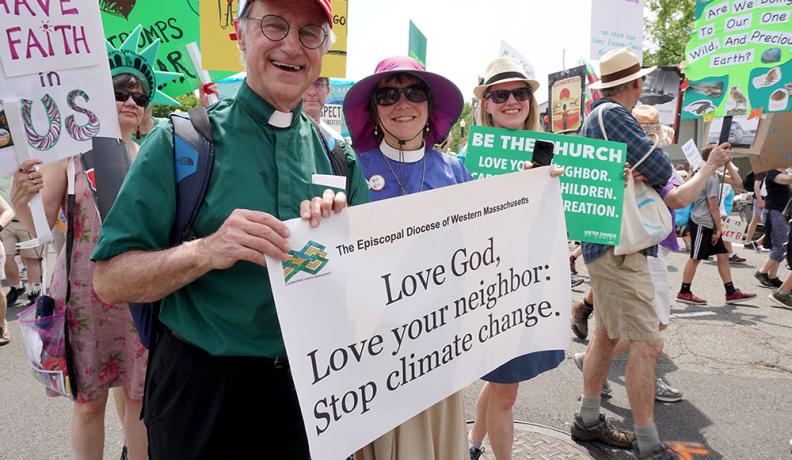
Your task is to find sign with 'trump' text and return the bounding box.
[266,169,571,459]
[465,126,626,245]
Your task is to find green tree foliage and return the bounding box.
[644,0,695,67]
[151,93,198,118]
[446,103,473,153]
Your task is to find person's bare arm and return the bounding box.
[11,159,67,235]
[755,179,765,209]
[724,162,742,187]
[771,172,792,185]
[664,143,731,209]
[94,239,215,304]
[708,196,722,243]
[94,190,347,304]
[0,196,14,228]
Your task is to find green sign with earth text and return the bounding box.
[682,0,791,120]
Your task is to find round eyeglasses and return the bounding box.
[246,14,327,50]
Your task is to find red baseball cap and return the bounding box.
[236,0,334,27]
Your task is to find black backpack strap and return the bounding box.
[331,144,351,195]
[169,107,215,243]
[309,118,352,195]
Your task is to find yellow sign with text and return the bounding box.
[200,0,348,78]
[200,0,242,72]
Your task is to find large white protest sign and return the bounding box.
[500,39,536,81]
[266,169,571,459]
[0,0,119,176]
[590,0,644,63]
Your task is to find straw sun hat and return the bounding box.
[590,48,656,90]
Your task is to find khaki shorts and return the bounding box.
[587,248,660,341]
[1,220,40,259]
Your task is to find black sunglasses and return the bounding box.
[114,89,149,107]
[373,84,431,106]
[485,87,532,104]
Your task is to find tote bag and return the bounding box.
[595,104,673,255]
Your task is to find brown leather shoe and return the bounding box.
[571,299,593,340]
[571,414,634,448]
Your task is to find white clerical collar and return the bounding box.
[268,110,293,128]
[380,140,425,163]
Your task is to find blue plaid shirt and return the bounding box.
[581,99,673,264]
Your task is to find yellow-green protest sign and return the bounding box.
[464,126,627,245]
[323,0,348,78]
[200,0,348,78]
[681,1,791,120]
[101,1,234,101]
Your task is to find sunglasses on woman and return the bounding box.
[114,89,150,108]
[485,87,532,104]
[373,84,431,106]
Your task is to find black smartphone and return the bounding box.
[532,140,555,167]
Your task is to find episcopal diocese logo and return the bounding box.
[282,240,330,283]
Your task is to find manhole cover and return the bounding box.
[467,421,613,460]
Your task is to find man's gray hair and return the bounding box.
[237,1,337,65]
[600,80,634,98]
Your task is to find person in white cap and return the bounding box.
[570,48,678,459]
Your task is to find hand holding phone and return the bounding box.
[532,140,555,167]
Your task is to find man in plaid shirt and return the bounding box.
[569,49,678,460]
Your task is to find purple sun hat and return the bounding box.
[343,56,463,152]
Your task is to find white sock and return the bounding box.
[31,283,41,292]
[12,283,22,289]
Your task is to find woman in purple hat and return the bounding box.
[344,56,470,460]
[467,56,566,460]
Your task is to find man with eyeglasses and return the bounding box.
[91,0,369,458]
[303,76,345,143]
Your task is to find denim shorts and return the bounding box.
[763,209,789,262]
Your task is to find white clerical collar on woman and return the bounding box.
[380,140,426,163]
[268,110,293,128]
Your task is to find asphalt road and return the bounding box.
[1,245,791,459]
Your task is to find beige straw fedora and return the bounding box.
[590,48,656,90]
[474,57,540,99]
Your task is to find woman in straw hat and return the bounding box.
[467,56,565,460]
[343,56,470,459]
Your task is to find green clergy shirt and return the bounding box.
[92,81,370,357]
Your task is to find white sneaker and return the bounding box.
[655,377,683,402]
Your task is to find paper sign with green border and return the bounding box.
[465,126,626,245]
[682,1,791,120]
[101,1,234,101]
